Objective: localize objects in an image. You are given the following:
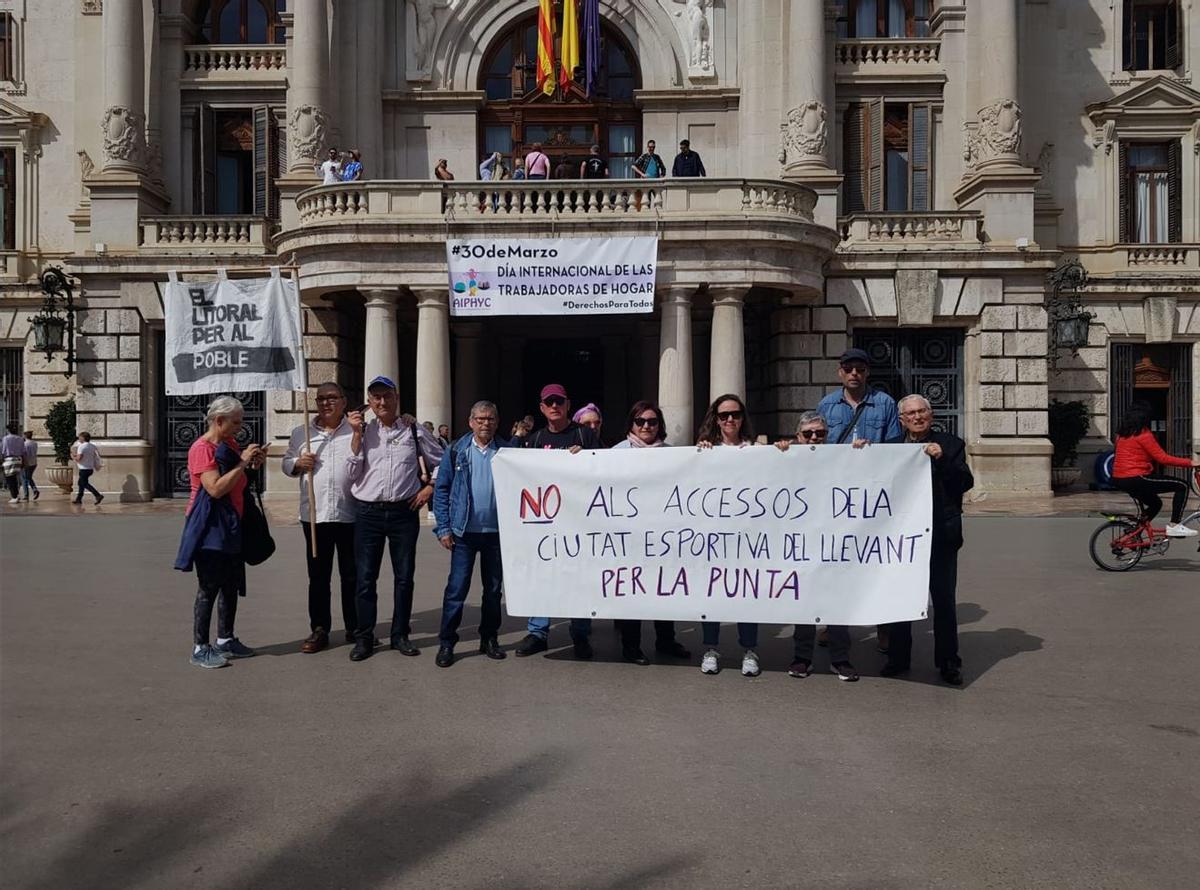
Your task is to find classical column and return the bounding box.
[362,290,400,394]
[354,0,384,175]
[781,0,831,174]
[452,322,484,432]
[709,287,747,403]
[414,289,452,431]
[736,0,787,178]
[158,14,188,207]
[288,0,331,173]
[972,0,1021,169]
[101,0,147,173]
[658,287,695,446]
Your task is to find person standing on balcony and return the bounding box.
[671,139,706,177]
[553,156,573,180]
[525,143,551,180]
[512,157,527,180]
[479,151,502,181]
[341,150,363,182]
[318,148,342,185]
[633,140,666,179]
[434,159,455,181]
[580,144,609,179]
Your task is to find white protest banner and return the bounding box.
[164,271,306,395]
[446,235,657,316]
[493,445,933,626]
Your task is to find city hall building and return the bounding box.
[0,0,1197,499]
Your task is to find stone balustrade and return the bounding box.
[840,212,983,248]
[1126,245,1197,268]
[182,45,287,81]
[835,39,941,66]
[1072,244,1200,275]
[140,216,273,253]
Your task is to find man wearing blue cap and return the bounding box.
[345,375,445,662]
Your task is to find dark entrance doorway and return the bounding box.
[520,337,605,426]
[1110,342,1193,478]
[855,328,965,436]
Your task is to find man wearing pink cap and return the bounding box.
[514,383,602,659]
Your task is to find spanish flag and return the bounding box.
[537,0,556,97]
[560,0,579,90]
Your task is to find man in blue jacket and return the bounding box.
[432,400,514,667]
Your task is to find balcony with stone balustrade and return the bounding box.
[835,38,943,83]
[181,45,288,86]
[140,216,275,254]
[838,212,984,250]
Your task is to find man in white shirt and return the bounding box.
[318,148,342,185]
[70,431,103,505]
[282,382,358,654]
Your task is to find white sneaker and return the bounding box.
[700,649,721,674]
[741,649,761,677]
[7,498,19,505]
[1165,523,1198,538]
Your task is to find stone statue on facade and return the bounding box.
[100,105,146,168]
[968,98,1022,166]
[408,0,452,81]
[779,101,828,167]
[77,150,94,200]
[289,103,330,169]
[671,0,713,77]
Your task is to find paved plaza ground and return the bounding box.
[1,504,1198,889]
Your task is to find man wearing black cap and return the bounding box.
[671,139,706,177]
[345,375,445,662]
[514,383,602,659]
[817,347,901,446]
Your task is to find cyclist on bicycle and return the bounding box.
[1111,401,1199,538]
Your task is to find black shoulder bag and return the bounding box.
[835,401,870,445]
[240,471,276,566]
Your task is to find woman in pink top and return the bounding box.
[524,143,550,179]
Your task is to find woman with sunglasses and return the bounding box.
[610,401,693,665]
[695,394,762,677]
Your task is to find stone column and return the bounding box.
[452,322,483,431]
[101,0,147,173]
[414,289,452,431]
[708,287,748,403]
[736,0,787,178]
[354,0,384,175]
[972,0,1021,169]
[158,14,188,208]
[782,0,831,174]
[362,290,400,394]
[658,286,695,446]
[288,0,331,174]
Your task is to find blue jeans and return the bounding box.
[701,622,758,649]
[75,468,101,502]
[353,500,420,644]
[527,615,593,642]
[439,532,504,646]
[21,467,38,498]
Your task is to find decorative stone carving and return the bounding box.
[77,150,94,200]
[671,0,713,78]
[971,98,1022,164]
[145,128,164,187]
[778,101,827,166]
[407,0,452,81]
[1091,119,1116,154]
[289,103,330,166]
[81,0,102,14]
[100,105,146,167]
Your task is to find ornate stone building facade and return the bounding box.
[0,0,1196,499]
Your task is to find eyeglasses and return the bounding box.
[314,395,344,403]
[472,416,497,424]
[542,396,566,407]
[716,410,744,422]
[900,409,931,418]
[632,417,660,428]
[799,429,827,440]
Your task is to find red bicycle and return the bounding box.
[1089,469,1200,571]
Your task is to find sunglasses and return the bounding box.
[717,410,744,422]
[799,429,827,440]
[542,396,566,407]
[840,364,868,375]
[632,417,660,428]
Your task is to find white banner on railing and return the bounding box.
[164,271,306,395]
[446,236,657,316]
[492,445,934,626]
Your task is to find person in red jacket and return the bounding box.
[1111,401,1198,538]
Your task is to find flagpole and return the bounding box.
[291,266,318,559]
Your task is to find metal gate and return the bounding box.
[0,347,22,428]
[158,389,266,497]
[854,329,965,436]
[1110,342,1193,480]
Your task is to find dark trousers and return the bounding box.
[701,622,758,649]
[1113,474,1190,524]
[887,544,960,670]
[3,471,17,499]
[193,550,241,645]
[76,468,102,502]
[353,500,420,643]
[439,532,503,646]
[614,620,679,651]
[22,467,38,498]
[793,624,850,663]
[301,521,357,633]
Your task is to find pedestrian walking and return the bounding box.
[432,400,514,668]
[341,149,363,181]
[671,139,706,177]
[695,394,760,676]
[21,430,39,501]
[282,382,359,654]
[175,396,265,669]
[345,375,445,662]
[70,431,104,505]
[2,422,24,504]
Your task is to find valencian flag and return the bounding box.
[537,0,556,96]
[560,0,580,90]
[583,0,601,96]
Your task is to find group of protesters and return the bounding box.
[175,347,980,686]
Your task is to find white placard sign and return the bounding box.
[446,236,657,316]
[493,445,934,626]
[164,272,306,395]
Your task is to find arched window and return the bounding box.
[478,14,642,177]
[835,0,930,39]
[197,0,285,45]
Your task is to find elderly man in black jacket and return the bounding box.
[881,394,974,685]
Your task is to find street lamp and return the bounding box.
[31,266,78,378]
[1047,258,1093,369]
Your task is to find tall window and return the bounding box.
[1123,0,1181,70]
[0,13,14,81]
[194,106,282,216]
[1120,141,1181,243]
[0,347,21,429]
[197,0,286,45]
[843,101,932,213]
[836,0,930,39]
[0,148,14,250]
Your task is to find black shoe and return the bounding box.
[72,499,82,505]
[32,490,38,500]
[572,637,594,660]
[940,666,963,686]
[479,638,506,660]
[514,634,548,657]
[880,662,910,677]
[349,638,374,661]
[344,631,355,645]
[654,640,691,659]
[390,636,419,656]
[95,494,104,505]
[622,647,650,666]
[435,645,455,668]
